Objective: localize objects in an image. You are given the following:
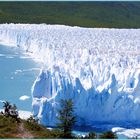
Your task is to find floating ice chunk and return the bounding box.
[0,54,5,57]
[112,127,140,139]
[6,56,14,59]
[20,56,32,59]
[19,95,30,101]
[15,69,22,74]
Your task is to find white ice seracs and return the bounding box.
[112,127,140,138]
[1,24,140,126]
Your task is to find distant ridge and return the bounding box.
[0,1,140,28]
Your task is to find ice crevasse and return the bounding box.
[1,24,140,126]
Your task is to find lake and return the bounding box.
[0,44,41,111]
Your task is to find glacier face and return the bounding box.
[1,24,140,126]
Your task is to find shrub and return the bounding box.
[85,131,97,139]
[99,131,118,139]
[24,120,43,131]
[0,115,18,138]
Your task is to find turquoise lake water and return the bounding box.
[0,44,41,111]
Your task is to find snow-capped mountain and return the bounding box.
[1,24,140,126]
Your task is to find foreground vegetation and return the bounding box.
[0,2,140,28]
[0,115,63,138]
[0,100,118,139]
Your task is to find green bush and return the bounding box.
[24,120,62,138]
[0,115,18,138]
[99,131,118,139]
[24,120,43,131]
[85,131,97,139]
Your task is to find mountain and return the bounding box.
[0,2,140,28]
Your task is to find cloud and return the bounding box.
[19,95,30,101]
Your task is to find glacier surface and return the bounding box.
[1,24,140,127]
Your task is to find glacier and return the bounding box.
[1,24,140,127]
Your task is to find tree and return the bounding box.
[2,101,19,122]
[10,104,19,121]
[3,101,11,116]
[85,132,97,139]
[99,131,118,139]
[27,115,39,123]
[57,99,76,138]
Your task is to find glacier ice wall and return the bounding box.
[1,24,140,126]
